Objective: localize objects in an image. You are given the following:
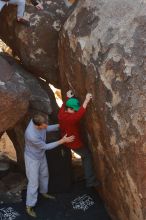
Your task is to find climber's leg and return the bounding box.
[0,1,6,13]
[9,0,29,26]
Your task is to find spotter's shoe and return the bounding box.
[41,193,56,200]
[26,206,37,218]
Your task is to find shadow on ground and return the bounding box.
[0,182,111,220]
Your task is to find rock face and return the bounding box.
[0,56,30,133]
[0,54,54,169]
[0,0,75,87]
[59,0,146,219]
[2,54,52,115]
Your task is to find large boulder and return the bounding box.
[1,54,52,115]
[0,56,30,133]
[1,54,54,169]
[0,0,76,87]
[59,0,146,219]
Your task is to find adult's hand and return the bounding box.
[60,134,75,144]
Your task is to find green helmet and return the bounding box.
[66,98,80,111]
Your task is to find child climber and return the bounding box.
[58,90,99,188]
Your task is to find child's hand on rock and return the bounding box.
[66,90,74,98]
[36,3,44,10]
[85,93,92,103]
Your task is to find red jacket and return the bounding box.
[58,101,86,149]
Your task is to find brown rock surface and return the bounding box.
[0,54,55,169]
[59,0,146,219]
[0,56,30,133]
[0,0,75,87]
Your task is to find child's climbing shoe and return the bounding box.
[17,17,30,27]
[93,180,101,187]
[26,206,37,218]
[86,180,101,188]
[41,193,56,200]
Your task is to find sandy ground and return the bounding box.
[0,39,12,53]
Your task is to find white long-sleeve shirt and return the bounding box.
[24,120,60,160]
